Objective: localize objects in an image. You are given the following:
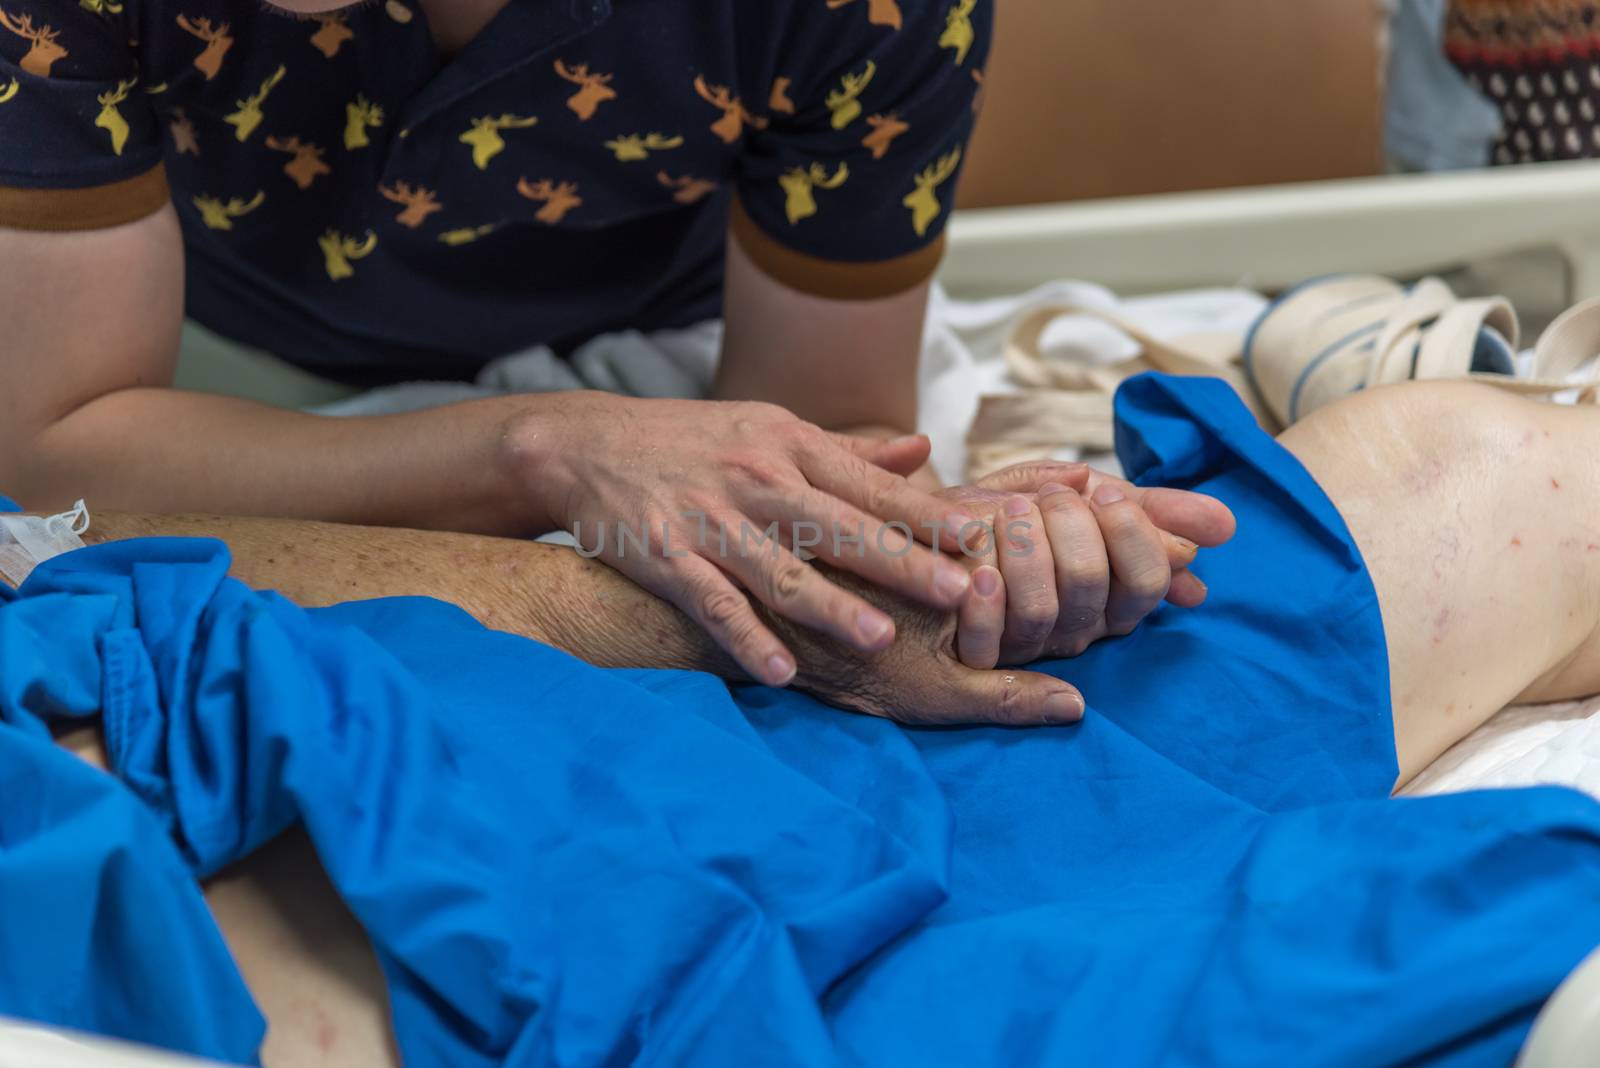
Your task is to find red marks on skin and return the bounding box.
[315,1009,337,1053]
[1431,605,1451,644]
[1510,536,1523,547]
[1552,477,1563,490]
[1520,430,1535,447]
[1589,544,1600,553]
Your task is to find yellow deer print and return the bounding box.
[95,78,137,156]
[825,0,902,31]
[264,135,330,189]
[861,113,908,159]
[0,78,18,105]
[379,181,443,228]
[225,65,285,142]
[0,10,67,78]
[516,178,583,224]
[826,61,874,130]
[192,191,264,231]
[385,0,413,22]
[80,0,124,15]
[657,171,718,205]
[175,15,232,81]
[939,0,977,66]
[438,224,498,246]
[169,108,199,155]
[693,76,768,144]
[554,60,616,120]
[459,114,537,170]
[319,230,376,280]
[779,162,848,225]
[769,76,796,115]
[903,146,961,236]
[344,94,384,149]
[604,132,683,162]
[310,13,353,58]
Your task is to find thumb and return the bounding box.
[933,665,1085,727]
[831,432,932,476]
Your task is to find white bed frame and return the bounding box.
[943,159,1600,1066]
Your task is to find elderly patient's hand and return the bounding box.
[769,565,1088,727]
[940,462,1237,668]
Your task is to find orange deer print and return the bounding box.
[826,61,874,129]
[319,229,376,280]
[459,114,537,169]
[225,65,285,142]
[192,191,264,231]
[779,162,848,224]
[825,0,903,30]
[169,108,199,155]
[861,113,908,158]
[175,15,232,81]
[516,178,583,224]
[0,10,67,78]
[309,13,353,58]
[0,78,18,105]
[693,76,767,144]
[379,181,443,228]
[769,77,796,115]
[554,60,616,120]
[971,67,986,114]
[264,136,331,189]
[656,171,718,205]
[344,94,384,149]
[604,132,683,162]
[939,0,976,65]
[95,77,136,156]
[903,146,961,236]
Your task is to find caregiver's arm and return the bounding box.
[69,510,1085,726]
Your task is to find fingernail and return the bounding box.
[1192,575,1208,595]
[1004,495,1031,517]
[1038,482,1074,497]
[1045,690,1085,723]
[973,566,999,597]
[766,654,796,686]
[1091,484,1126,506]
[935,561,970,601]
[857,609,891,644]
[890,434,924,448]
[1174,537,1198,559]
[945,512,979,541]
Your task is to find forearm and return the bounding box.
[74,510,734,675]
[13,387,566,537]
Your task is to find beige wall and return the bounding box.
[958,1,1386,208]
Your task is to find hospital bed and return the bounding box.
[9,162,1600,1066]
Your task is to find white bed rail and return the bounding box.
[942,160,1600,301]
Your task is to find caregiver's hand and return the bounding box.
[767,566,1086,726]
[514,393,978,687]
[941,462,1237,668]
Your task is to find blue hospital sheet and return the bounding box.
[1,375,1599,1067]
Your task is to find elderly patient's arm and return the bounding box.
[67,511,1084,726]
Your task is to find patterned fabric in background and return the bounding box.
[0,0,990,383]
[1447,0,1600,165]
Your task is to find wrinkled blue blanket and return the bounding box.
[3,375,1599,1067]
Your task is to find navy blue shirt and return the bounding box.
[0,0,991,384]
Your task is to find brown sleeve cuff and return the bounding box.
[729,195,946,301]
[0,165,170,232]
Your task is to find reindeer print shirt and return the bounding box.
[0,0,991,383]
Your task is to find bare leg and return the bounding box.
[1279,381,1600,786]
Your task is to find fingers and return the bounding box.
[797,439,977,557]
[1035,482,1110,656]
[933,665,1085,727]
[650,554,798,686]
[1167,569,1209,609]
[827,431,932,478]
[957,565,1006,669]
[995,494,1058,663]
[709,515,900,657]
[1089,483,1172,635]
[1079,470,1236,549]
[976,460,1092,496]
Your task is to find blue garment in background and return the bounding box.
[1,375,1599,1067]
